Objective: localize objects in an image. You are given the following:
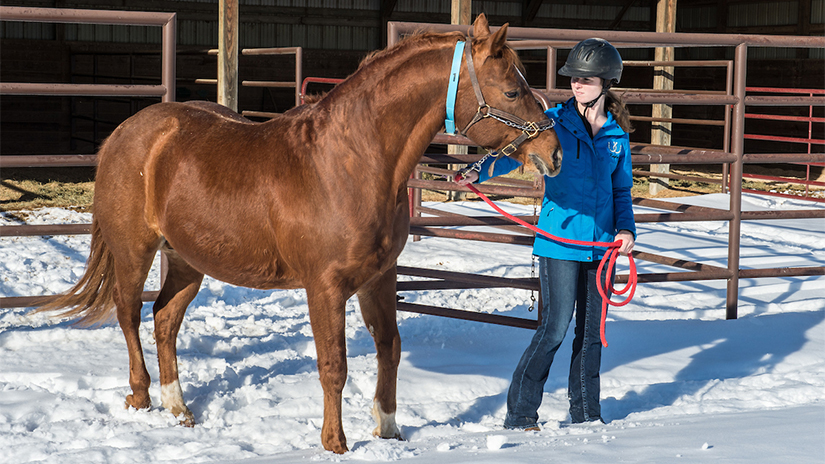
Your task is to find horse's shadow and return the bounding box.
[397,279,823,426]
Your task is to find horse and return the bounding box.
[35,14,561,454]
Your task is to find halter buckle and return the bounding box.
[500,143,518,156]
[523,121,540,138]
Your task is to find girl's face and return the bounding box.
[570,76,603,104]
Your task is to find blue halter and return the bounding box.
[444,41,466,135]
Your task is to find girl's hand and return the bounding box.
[616,230,635,255]
[454,170,478,185]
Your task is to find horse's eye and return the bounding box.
[504,90,519,99]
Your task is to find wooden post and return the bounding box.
[218,0,239,112]
[448,0,471,201]
[649,0,676,195]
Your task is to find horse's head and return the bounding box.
[455,14,561,177]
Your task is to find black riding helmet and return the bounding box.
[559,38,623,109]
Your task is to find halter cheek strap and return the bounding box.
[445,39,555,157]
[445,41,466,135]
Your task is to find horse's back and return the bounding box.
[93,101,306,288]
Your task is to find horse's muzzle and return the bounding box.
[529,146,562,178]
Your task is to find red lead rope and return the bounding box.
[461,182,637,347]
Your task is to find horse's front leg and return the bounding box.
[306,285,349,454]
[356,265,402,440]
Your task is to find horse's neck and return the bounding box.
[324,42,454,187]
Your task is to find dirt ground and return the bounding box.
[1,164,823,214]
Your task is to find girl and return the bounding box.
[455,38,636,429]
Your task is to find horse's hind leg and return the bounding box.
[356,265,402,440]
[153,246,204,426]
[111,245,160,413]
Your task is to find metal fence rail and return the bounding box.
[0,6,177,168]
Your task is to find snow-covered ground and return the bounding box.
[1,193,823,463]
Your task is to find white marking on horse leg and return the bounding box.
[161,380,194,426]
[371,400,402,439]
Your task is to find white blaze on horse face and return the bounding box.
[371,400,402,439]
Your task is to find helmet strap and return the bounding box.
[581,80,613,117]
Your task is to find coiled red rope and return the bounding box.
[461,182,637,347]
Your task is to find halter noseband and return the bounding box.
[444,41,555,157]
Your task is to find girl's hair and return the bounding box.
[605,90,634,133]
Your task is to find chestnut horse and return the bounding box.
[37,15,561,453]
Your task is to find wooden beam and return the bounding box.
[649,0,677,196]
[218,0,239,112]
[447,0,471,202]
[451,0,472,26]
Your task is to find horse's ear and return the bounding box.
[473,13,490,38]
[489,23,509,57]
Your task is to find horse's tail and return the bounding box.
[34,218,118,327]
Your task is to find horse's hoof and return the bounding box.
[373,426,404,441]
[173,408,196,427]
[321,431,349,454]
[322,441,349,455]
[125,394,151,411]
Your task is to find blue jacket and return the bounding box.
[477,97,636,262]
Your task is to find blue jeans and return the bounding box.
[504,256,610,428]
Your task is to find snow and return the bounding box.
[1,193,824,463]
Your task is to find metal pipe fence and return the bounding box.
[389,21,825,327]
[195,46,304,111]
[0,6,177,308]
[2,13,824,330]
[0,6,177,168]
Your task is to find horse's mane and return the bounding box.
[303,27,525,110]
[357,30,467,70]
[358,28,525,75]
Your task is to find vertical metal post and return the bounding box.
[411,166,422,242]
[546,46,556,91]
[726,43,747,319]
[722,60,733,194]
[218,0,239,111]
[161,14,176,103]
[294,47,303,108]
[160,14,177,286]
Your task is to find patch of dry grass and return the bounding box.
[1,168,95,213]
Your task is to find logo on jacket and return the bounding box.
[608,141,622,158]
